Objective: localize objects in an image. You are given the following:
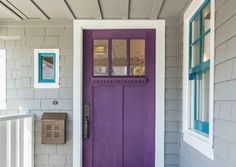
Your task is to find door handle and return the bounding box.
[83,103,90,140]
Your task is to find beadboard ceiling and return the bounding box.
[0,0,191,20]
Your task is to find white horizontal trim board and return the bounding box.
[73,20,165,167]
[182,0,215,160]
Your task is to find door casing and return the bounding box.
[73,20,165,167]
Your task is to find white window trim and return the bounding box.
[183,0,215,160]
[73,20,165,167]
[34,49,60,89]
[0,49,6,110]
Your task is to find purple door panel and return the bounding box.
[83,29,155,167]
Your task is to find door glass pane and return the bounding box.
[203,33,210,62]
[191,15,200,43]
[41,56,54,80]
[93,40,109,76]
[191,42,200,67]
[196,70,210,123]
[112,40,127,76]
[203,3,211,33]
[130,39,145,76]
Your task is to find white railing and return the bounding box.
[0,114,34,167]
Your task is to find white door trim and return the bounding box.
[73,20,165,167]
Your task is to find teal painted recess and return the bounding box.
[38,53,56,83]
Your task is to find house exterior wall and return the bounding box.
[164,18,180,167]
[0,20,73,167]
[179,0,236,167]
[0,18,180,167]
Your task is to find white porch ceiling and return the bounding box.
[0,0,191,20]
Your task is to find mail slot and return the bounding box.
[41,112,67,144]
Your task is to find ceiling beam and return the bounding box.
[30,0,49,19]
[2,0,28,19]
[120,0,129,19]
[150,0,164,19]
[0,1,22,20]
[63,0,76,19]
[92,0,102,19]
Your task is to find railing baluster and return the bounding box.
[0,121,7,167]
[16,119,20,167]
[6,120,11,167]
[0,114,34,167]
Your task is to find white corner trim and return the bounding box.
[0,49,6,110]
[73,20,166,167]
[34,49,60,89]
[182,0,215,160]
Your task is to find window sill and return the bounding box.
[183,130,214,160]
[34,83,59,89]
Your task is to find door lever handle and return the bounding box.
[83,116,89,140]
[83,103,90,140]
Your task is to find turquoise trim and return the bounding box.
[38,53,56,83]
[189,0,210,23]
[189,60,210,80]
[194,120,209,134]
[189,0,211,134]
[190,29,210,46]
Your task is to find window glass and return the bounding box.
[196,70,210,123]
[192,42,200,67]
[203,33,210,62]
[93,40,109,76]
[41,56,54,80]
[130,39,145,76]
[203,3,211,33]
[191,15,200,43]
[112,40,127,76]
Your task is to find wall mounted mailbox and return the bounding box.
[42,112,67,144]
[34,49,59,89]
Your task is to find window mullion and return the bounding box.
[199,11,204,65]
[127,39,130,76]
[108,39,112,76]
[189,22,193,70]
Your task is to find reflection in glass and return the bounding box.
[203,33,210,62]
[93,40,109,76]
[196,70,210,123]
[41,56,54,80]
[192,42,200,67]
[203,3,211,33]
[192,15,200,43]
[112,40,127,76]
[130,39,145,76]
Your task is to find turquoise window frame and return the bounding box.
[189,0,210,134]
[38,53,56,83]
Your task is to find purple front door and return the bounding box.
[83,29,155,167]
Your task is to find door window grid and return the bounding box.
[93,38,146,77]
[189,0,211,134]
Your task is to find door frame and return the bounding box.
[73,20,165,167]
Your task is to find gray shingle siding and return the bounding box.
[165,18,180,167]
[179,0,236,167]
[0,22,73,167]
